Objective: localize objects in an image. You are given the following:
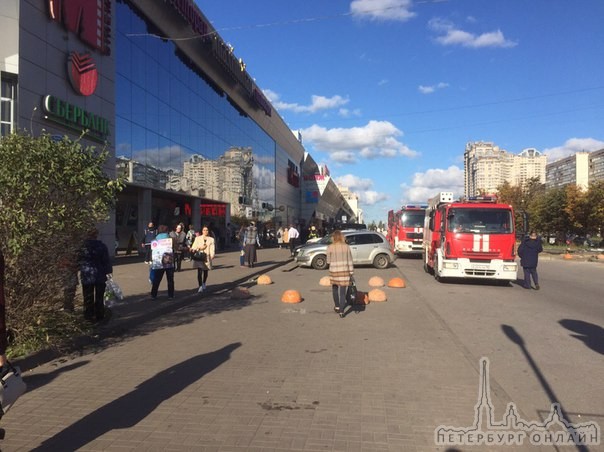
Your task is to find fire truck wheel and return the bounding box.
[311,254,328,270]
[373,254,390,269]
[433,256,442,281]
[423,255,432,274]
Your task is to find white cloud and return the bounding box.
[400,165,464,203]
[330,151,357,164]
[334,174,388,205]
[378,79,389,86]
[338,107,362,117]
[428,18,517,48]
[301,120,418,163]
[418,82,449,94]
[543,138,604,162]
[335,174,374,191]
[263,89,348,114]
[358,190,389,205]
[351,0,416,22]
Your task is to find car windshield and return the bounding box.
[401,211,425,228]
[447,208,513,234]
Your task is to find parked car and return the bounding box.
[294,230,396,270]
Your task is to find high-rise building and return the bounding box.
[589,148,604,183]
[546,149,604,190]
[464,142,546,197]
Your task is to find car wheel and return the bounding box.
[311,254,328,270]
[373,253,390,269]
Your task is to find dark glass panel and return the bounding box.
[115,118,132,160]
[115,74,131,119]
[145,94,159,131]
[131,45,147,91]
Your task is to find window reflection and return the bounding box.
[114,1,277,222]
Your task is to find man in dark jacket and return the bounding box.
[517,231,543,290]
[141,222,157,264]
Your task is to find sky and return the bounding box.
[196,0,604,224]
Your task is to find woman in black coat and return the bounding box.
[78,229,113,321]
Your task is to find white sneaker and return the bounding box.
[198,286,204,293]
[202,283,207,290]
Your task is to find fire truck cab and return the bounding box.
[387,204,427,256]
[423,192,518,282]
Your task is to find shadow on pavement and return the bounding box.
[32,342,241,451]
[23,361,90,392]
[501,324,589,452]
[559,319,604,356]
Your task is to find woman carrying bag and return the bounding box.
[326,230,354,318]
[191,225,215,293]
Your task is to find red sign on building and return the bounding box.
[48,0,112,55]
[201,204,226,217]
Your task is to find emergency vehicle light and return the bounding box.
[403,204,428,209]
[467,195,497,203]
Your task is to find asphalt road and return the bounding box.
[395,254,604,442]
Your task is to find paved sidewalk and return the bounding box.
[2,247,547,451]
[14,246,296,371]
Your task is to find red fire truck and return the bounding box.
[387,204,428,256]
[423,192,519,281]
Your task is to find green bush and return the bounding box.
[0,131,123,357]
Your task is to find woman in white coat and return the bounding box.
[191,225,216,293]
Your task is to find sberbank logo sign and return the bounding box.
[42,95,110,142]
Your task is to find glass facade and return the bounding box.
[114,0,276,222]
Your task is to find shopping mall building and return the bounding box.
[1,0,357,250]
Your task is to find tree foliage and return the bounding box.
[496,178,545,235]
[0,132,123,356]
[585,180,604,233]
[497,179,603,241]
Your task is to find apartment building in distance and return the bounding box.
[464,141,546,197]
[546,148,604,190]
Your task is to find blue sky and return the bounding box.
[197,0,604,224]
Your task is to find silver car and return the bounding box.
[294,230,396,270]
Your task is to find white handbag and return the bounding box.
[0,362,26,417]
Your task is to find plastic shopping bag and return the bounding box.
[104,274,124,306]
[0,362,27,418]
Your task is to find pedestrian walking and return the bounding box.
[517,231,543,290]
[282,225,289,249]
[169,223,187,272]
[191,225,216,293]
[244,221,261,268]
[237,224,246,267]
[185,225,196,260]
[78,228,113,322]
[326,229,354,318]
[150,225,175,299]
[288,224,300,256]
[276,224,285,248]
[141,222,157,263]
